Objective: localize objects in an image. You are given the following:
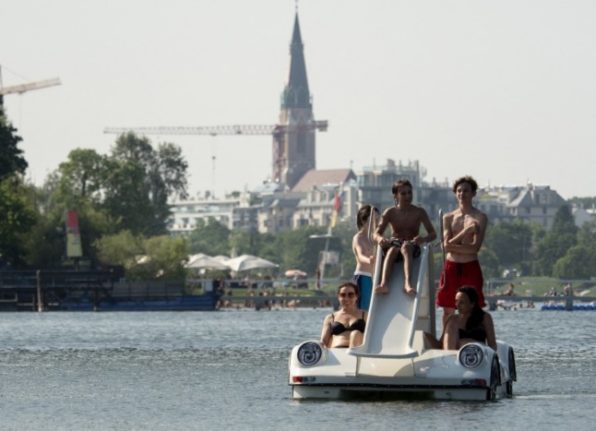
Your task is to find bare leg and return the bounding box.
[350,330,363,347]
[443,318,458,350]
[375,247,399,294]
[401,242,416,295]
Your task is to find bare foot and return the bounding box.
[403,284,417,296]
[374,284,389,295]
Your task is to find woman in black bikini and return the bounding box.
[443,286,497,350]
[320,282,367,348]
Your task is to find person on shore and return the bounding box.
[436,175,488,326]
[352,205,380,310]
[373,180,436,295]
[443,286,497,351]
[320,282,367,348]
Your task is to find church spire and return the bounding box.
[281,13,311,109]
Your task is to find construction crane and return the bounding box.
[104,120,328,184]
[0,66,61,97]
[0,77,61,96]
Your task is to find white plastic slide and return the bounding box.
[350,244,429,358]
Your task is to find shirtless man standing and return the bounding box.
[437,176,488,325]
[352,205,379,310]
[373,180,436,295]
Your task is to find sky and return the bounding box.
[2,0,596,199]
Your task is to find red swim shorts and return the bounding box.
[436,260,485,308]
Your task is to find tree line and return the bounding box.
[2,109,595,280]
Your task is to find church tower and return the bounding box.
[273,13,317,189]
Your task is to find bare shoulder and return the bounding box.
[443,209,457,222]
[472,208,488,223]
[414,205,430,217]
[382,207,396,217]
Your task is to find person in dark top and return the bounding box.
[443,286,497,350]
[320,282,367,348]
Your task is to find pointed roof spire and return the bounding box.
[281,12,311,109]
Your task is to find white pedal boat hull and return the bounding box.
[288,245,516,401]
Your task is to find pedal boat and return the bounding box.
[289,245,516,401]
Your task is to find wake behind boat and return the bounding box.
[288,244,516,401]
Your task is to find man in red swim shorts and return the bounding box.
[437,176,487,326]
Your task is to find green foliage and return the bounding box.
[189,218,231,256]
[95,230,144,269]
[552,245,596,279]
[553,220,596,279]
[55,148,106,206]
[0,114,27,180]
[534,206,578,276]
[276,226,327,273]
[0,177,37,266]
[478,247,500,278]
[482,220,534,276]
[95,231,187,280]
[102,134,188,235]
[142,235,188,280]
[229,229,260,256]
[20,210,65,267]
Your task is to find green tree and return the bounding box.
[95,231,187,280]
[95,230,144,270]
[188,218,231,256]
[484,220,534,274]
[0,110,27,179]
[0,112,35,266]
[552,245,596,279]
[534,206,578,276]
[54,148,106,206]
[0,178,36,266]
[276,226,335,274]
[103,133,188,235]
[142,235,188,280]
[229,229,261,256]
[478,248,500,278]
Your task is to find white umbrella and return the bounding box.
[213,255,231,264]
[225,254,278,272]
[185,253,229,270]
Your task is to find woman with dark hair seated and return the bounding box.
[443,286,497,351]
[320,282,367,348]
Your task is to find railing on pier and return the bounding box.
[0,270,117,311]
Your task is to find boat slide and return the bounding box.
[350,245,429,359]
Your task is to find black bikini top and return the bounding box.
[458,326,487,343]
[330,312,366,335]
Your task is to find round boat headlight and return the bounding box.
[297,342,323,367]
[458,343,485,369]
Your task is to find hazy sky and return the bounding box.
[2,0,595,199]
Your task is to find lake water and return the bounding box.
[0,308,594,430]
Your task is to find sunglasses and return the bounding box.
[338,292,356,298]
